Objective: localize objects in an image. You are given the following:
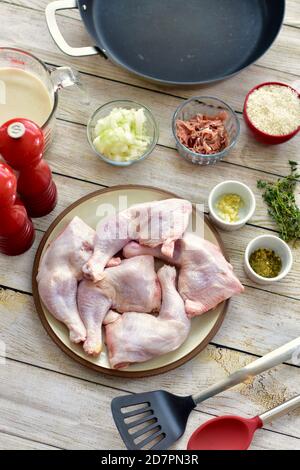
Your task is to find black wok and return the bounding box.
[46,0,285,85]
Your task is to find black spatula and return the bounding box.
[111,336,300,450]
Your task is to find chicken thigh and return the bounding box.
[82,198,192,282]
[37,217,95,343]
[77,255,161,355]
[178,234,244,317]
[123,233,244,317]
[104,265,190,369]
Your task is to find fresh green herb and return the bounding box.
[257,161,300,244]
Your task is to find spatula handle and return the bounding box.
[259,394,300,425]
[192,336,300,405]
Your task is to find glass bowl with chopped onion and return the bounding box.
[244,82,300,145]
[87,100,159,166]
[172,96,240,165]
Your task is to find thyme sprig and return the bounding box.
[257,161,300,244]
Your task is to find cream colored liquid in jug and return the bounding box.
[0,68,53,127]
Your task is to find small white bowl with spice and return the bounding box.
[244,235,293,285]
[208,180,256,231]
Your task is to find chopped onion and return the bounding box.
[93,107,151,162]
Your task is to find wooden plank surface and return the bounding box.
[0,0,300,451]
[0,432,59,450]
[0,289,300,447]
[1,358,299,450]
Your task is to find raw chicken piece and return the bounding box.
[77,255,161,356]
[82,209,132,282]
[130,198,191,257]
[96,256,161,313]
[82,198,192,282]
[178,234,244,317]
[123,233,244,317]
[123,240,182,267]
[37,217,95,344]
[104,265,190,369]
[77,280,111,356]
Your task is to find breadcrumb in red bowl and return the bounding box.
[172,96,240,165]
[244,82,300,145]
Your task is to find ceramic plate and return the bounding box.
[32,185,229,377]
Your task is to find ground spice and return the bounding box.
[249,248,282,278]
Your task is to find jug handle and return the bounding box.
[46,0,99,57]
[50,66,90,105]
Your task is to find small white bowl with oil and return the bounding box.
[208,180,256,231]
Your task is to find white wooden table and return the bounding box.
[0,0,300,450]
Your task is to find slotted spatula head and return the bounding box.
[111,390,195,450]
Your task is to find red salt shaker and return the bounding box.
[0,162,35,256]
[0,119,57,218]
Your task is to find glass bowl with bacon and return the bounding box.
[172,96,240,165]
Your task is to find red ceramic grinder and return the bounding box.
[0,162,35,256]
[0,119,57,218]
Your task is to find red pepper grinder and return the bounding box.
[0,119,57,218]
[0,162,35,256]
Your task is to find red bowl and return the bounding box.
[243,81,300,145]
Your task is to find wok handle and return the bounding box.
[45,0,98,57]
[259,394,300,425]
[192,336,300,405]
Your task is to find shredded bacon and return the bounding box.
[176,111,229,155]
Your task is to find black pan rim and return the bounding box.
[78,0,286,86]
